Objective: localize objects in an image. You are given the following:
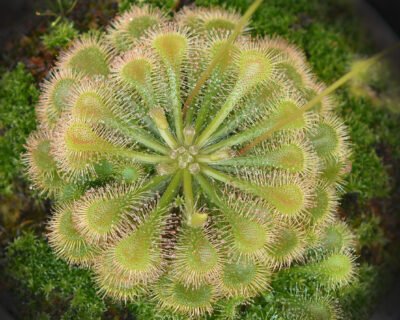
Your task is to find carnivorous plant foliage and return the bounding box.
[25,3,357,318]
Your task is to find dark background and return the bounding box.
[367,0,400,36]
[1,0,400,50]
[1,0,400,35]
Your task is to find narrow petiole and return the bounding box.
[196,148,234,164]
[107,118,170,155]
[183,169,195,223]
[149,107,179,149]
[119,149,173,164]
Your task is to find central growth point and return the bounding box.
[170,145,200,173]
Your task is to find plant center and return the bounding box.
[170,144,200,174]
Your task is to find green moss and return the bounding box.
[355,213,388,249]
[3,233,106,319]
[119,0,177,12]
[0,63,39,195]
[337,263,380,320]
[340,94,395,199]
[42,20,78,50]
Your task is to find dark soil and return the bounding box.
[0,0,118,80]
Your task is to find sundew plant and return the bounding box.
[24,1,361,318]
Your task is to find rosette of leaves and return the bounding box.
[24,3,357,318]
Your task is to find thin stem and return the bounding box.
[141,115,160,137]
[144,175,169,190]
[133,82,169,138]
[137,84,156,110]
[196,155,216,163]
[182,0,263,120]
[200,164,235,185]
[159,129,178,150]
[120,174,175,224]
[167,67,184,143]
[196,149,233,163]
[195,93,239,148]
[137,174,172,195]
[200,164,265,199]
[197,155,268,167]
[128,127,170,154]
[202,118,275,154]
[194,173,225,210]
[183,126,196,146]
[194,72,226,133]
[157,171,182,209]
[118,149,172,164]
[107,119,170,155]
[144,171,182,225]
[149,107,178,149]
[209,101,254,142]
[183,169,195,221]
